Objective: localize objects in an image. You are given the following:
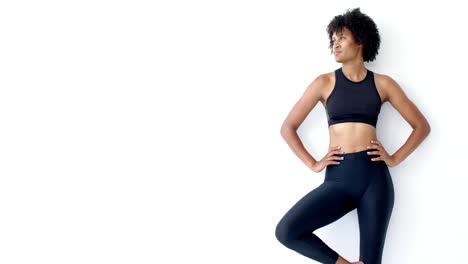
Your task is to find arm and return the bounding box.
[381,75,431,166]
[280,74,326,170]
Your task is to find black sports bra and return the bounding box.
[325,67,382,127]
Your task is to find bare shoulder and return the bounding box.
[319,70,336,105]
[304,71,332,98]
[373,71,430,130]
[322,69,335,81]
[374,71,412,110]
[373,71,403,103]
[322,70,335,83]
[315,70,333,86]
[280,71,332,129]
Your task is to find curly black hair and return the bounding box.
[326,7,381,62]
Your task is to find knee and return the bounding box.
[275,219,296,247]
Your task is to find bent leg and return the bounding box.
[357,165,394,264]
[275,181,357,264]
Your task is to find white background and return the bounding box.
[0,1,466,263]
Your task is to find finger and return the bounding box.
[367,144,381,150]
[370,156,382,161]
[328,149,343,156]
[370,140,381,146]
[333,149,345,155]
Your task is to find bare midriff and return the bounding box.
[328,122,378,153]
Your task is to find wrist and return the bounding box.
[390,155,400,167]
[307,160,317,170]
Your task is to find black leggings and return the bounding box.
[275,149,394,264]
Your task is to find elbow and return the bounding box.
[425,123,431,137]
[280,126,288,138]
[280,123,297,137]
[423,120,431,135]
[416,121,431,137]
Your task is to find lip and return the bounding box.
[334,51,341,55]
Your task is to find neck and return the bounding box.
[341,62,367,81]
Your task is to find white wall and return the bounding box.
[0,1,466,264]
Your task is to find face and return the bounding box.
[331,27,363,62]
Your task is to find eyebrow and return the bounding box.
[332,32,344,39]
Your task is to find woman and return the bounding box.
[274,8,431,264]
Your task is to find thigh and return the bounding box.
[357,164,394,263]
[277,181,357,239]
